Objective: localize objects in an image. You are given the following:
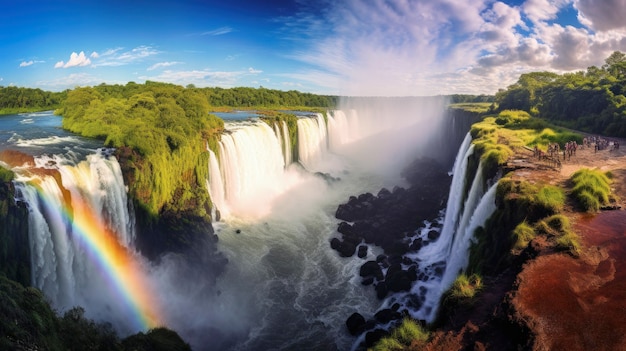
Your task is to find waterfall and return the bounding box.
[12,150,145,330]
[297,113,328,170]
[214,121,287,218]
[207,149,225,219]
[398,133,498,322]
[281,120,292,166]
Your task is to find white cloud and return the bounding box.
[139,68,260,87]
[575,0,626,32]
[90,52,99,58]
[282,0,626,95]
[19,60,44,67]
[201,26,233,36]
[147,61,182,71]
[54,51,92,69]
[36,73,104,88]
[248,67,262,74]
[92,46,159,67]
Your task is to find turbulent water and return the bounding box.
[0,99,493,351]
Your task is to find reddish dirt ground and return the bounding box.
[509,137,626,351]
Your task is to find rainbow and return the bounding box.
[33,178,163,331]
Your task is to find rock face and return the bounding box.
[0,179,31,286]
[331,157,452,349]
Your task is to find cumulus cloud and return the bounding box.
[54,51,92,68]
[281,0,626,95]
[575,0,626,32]
[147,61,182,71]
[90,52,99,58]
[248,67,262,74]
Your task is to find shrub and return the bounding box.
[535,185,565,213]
[570,169,611,212]
[555,231,582,256]
[446,273,482,301]
[370,318,429,351]
[512,221,536,250]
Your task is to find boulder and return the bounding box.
[346,312,366,336]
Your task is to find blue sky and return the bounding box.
[2,0,626,96]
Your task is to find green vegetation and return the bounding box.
[56,82,224,216]
[444,273,483,302]
[512,221,536,251]
[0,86,65,115]
[0,166,14,183]
[569,168,613,212]
[0,275,189,351]
[259,110,300,161]
[496,51,626,137]
[369,318,429,351]
[204,86,336,108]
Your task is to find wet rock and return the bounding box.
[365,329,389,348]
[357,245,368,259]
[346,312,366,336]
[360,261,383,280]
[375,308,402,324]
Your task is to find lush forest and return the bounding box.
[496,51,626,137]
[0,86,66,114]
[56,82,224,218]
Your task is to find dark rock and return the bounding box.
[360,261,383,280]
[375,283,388,299]
[375,308,402,324]
[427,230,440,240]
[330,238,341,250]
[346,312,366,336]
[361,277,374,285]
[357,245,368,259]
[365,329,389,348]
[337,222,354,235]
[386,269,413,293]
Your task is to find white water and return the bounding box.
[398,133,498,322]
[297,113,328,170]
[13,150,141,332]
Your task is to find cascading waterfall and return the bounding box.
[213,121,287,218]
[297,113,328,170]
[398,133,498,322]
[12,150,157,332]
[281,120,292,165]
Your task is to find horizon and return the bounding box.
[2,0,626,96]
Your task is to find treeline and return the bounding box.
[0,86,65,114]
[448,94,495,103]
[204,86,337,107]
[496,51,626,137]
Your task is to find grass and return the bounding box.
[512,221,536,251]
[444,273,483,303]
[370,318,430,351]
[535,185,566,213]
[570,168,612,212]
